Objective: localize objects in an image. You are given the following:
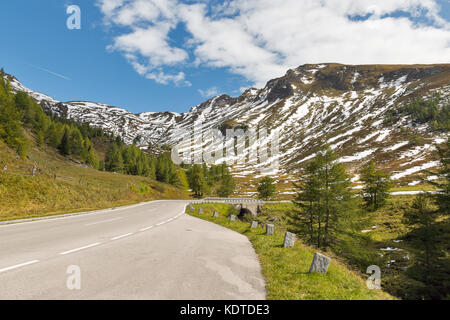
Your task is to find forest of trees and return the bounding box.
[184,163,235,197]
[102,141,189,190]
[291,140,449,299]
[0,68,190,190]
[384,94,449,131]
[0,69,102,166]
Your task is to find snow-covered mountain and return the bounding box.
[4,64,449,191]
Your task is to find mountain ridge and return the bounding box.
[3,63,449,194]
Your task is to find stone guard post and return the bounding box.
[309,253,331,274]
[283,232,296,248]
[266,224,274,235]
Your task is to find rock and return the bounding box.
[212,211,219,218]
[308,253,331,274]
[250,221,258,228]
[264,78,294,103]
[228,215,236,222]
[266,224,274,235]
[198,208,203,214]
[283,232,296,248]
[267,216,279,223]
[188,204,195,212]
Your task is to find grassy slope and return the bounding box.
[242,196,448,299]
[187,203,393,300]
[0,139,188,221]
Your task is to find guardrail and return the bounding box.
[192,197,291,204]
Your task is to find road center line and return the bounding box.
[0,260,40,273]
[156,221,166,226]
[111,233,133,240]
[59,242,101,255]
[139,226,153,232]
[85,217,122,226]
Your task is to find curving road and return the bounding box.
[0,200,265,299]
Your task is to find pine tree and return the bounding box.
[403,194,445,296]
[291,160,321,244]
[257,176,276,200]
[58,126,71,155]
[217,173,235,197]
[291,146,361,249]
[174,168,189,191]
[105,144,124,173]
[69,127,84,155]
[189,164,208,197]
[360,160,393,211]
[432,138,449,215]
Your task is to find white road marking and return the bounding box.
[59,242,101,255]
[0,260,39,273]
[139,226,154,232]
[156,221,166,226]
[85,217,122,226]
[111,233,133,240]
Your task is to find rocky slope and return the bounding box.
[4,64,449,194]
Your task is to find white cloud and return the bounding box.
[198,86,219,98]
[97,0,450,87]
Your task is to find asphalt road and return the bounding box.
[0,200,266,299]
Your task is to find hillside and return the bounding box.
[0,136,188,221]
[4,64,450,196]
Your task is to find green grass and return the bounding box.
[0,139,189,221]
[186,203,393,300]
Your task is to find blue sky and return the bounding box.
[0,0,448,114]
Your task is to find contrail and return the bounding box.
[28,64,71,81]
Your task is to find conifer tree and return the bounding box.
[58,126,71,155]
[217,173,235,197]
[291,146,361,249]
[189,164,208,196]
[105,143,124,173]
[69,127,84,155]
[431,138,449,215]
[360,159,393,211]
[257,176,276,200]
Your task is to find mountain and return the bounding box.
[4,63,449,194]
